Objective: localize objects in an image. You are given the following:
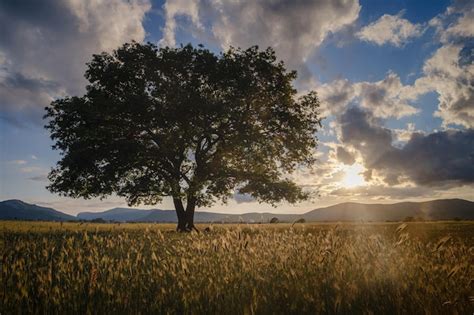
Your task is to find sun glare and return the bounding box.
[340,164,366,188]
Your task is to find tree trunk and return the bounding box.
[173,198,187,232]
[185,196,197,232]
[173,196,198,232]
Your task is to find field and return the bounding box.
[1,221,473,314]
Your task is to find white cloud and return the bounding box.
[159,0,361,83]
[407,44,474,128]
[317,72,419,119]
[159,0,202,47]
[318,79,356,117]
[393,123,420,143]
[430,2,474,43]
[444,9,474,39]
[357,11,423,47]
[354,71,419,118]
[404,2,474,128]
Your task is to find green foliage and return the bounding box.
[1,222,473,314]
[44,43,321,217]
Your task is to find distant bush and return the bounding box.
[403,216,424,222]
[269,217,279,223]
[90,218,106,223]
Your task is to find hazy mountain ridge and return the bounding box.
[303,199,474,221]
[0,200,77,221]
[77,208,156,222]
[1,199,473,222]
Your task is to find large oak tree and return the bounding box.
[45,42,321,231]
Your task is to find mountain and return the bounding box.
[81,199,474,222]
[302,199,474,221]
[77,208,156,221]
[1,199,473,222]
[79,209,300,223]
[0,200,77,221]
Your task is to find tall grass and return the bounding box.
[1,222,473,314]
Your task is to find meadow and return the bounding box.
[1,221,473,314]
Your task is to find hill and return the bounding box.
[0,200,77,221]
[1,199,473,222]
[302,199,474,221]
[77,208,156,222]
[78,198,474,222]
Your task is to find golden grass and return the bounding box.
[1,221,473,314]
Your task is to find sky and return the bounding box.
[0,0,473,215]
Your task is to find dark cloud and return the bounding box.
[0,0,150,116]
[338,106,474,186]
[383,129,474,185]
[0,70,62,111]
[28,175,48,182]
[339,107,394,167]
[336,147,355,165]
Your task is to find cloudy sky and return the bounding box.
[0,0,473,215]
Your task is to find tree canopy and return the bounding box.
[45,42,321,231]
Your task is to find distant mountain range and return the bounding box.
[0,200,77,221]
[1,199,474,222]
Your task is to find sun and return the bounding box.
[340,164,366,188]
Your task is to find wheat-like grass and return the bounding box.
[0,221,473,314]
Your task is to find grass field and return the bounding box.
[1,221,473,314]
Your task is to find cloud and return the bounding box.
[337,107,474,186]
[27,174,48,182]
[318,79,356,117]
[159,0,202,47]
[407,43,474,128]
[393,123,420,143]
[429,2,474,43]
[338,107,393,167]
[318,72,418,118]
[0,70,65,111]
[8,160,27,165]
[354,71,419,118]
[159,0,361,83]
[444,9,474,39]
[0,0,151,118]
[404,2,474,128]
[335,147,355,165]
[19,166,44,173]
[321,3,472,126]
[357,11,423,47]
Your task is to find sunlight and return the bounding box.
[340,164,366,188]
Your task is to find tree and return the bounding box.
[45,42,321,232]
